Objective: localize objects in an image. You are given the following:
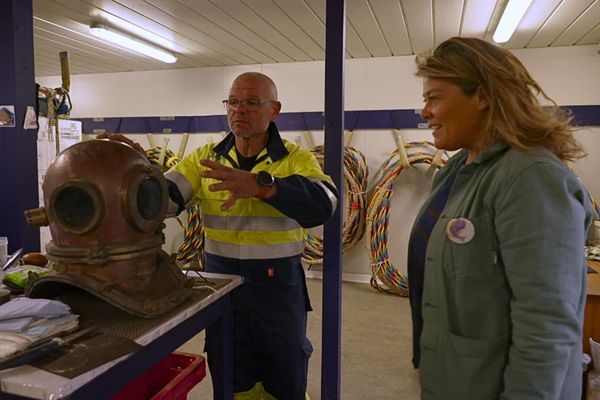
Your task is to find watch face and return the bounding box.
[257,171,274,187]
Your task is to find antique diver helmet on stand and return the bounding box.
[25,139,192,318]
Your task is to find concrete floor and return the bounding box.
[179,278,421,399]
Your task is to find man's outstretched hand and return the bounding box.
[200,159,273,210]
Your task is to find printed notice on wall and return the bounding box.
[0,105,16,128]
[24,106,38,129]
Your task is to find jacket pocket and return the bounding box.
[445,331,508,399]
[420,330,508,399]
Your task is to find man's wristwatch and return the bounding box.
[255,171,275,200]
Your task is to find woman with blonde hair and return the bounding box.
[407,36,593,399]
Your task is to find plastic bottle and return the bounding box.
[0,237,7,267]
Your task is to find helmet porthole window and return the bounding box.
[137,177,162,220]
[124,165,168,232]
[52,183,103,233]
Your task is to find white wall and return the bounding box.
[36,45,600,280]
[35,45,600,115]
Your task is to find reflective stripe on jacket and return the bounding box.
[166,123,335,260]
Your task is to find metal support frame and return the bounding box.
[0,0,40,253]
[322,1,345,399]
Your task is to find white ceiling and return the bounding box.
[33,0,600,77]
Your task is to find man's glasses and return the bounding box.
[222,98,276,111]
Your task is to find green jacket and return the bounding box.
[415,141,593,399]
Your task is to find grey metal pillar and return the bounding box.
[322,0,345,399]
[0,0,39,253]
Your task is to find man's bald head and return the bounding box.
[232,72,278,100]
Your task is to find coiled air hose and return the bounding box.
[366,141,445,296]
[302,145,369,265]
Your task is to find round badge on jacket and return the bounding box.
[446,217,475,244]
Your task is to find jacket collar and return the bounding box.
[472,140,509,164]
[212,122,289,162]
[448,140,509,168]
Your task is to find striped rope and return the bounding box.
[365,141,446,296]
[145,147,180,171]
[302,145,369,265]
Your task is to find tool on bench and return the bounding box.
[0,327,96,370]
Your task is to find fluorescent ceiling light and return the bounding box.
[89,23,177,64]
[100,14,176,50]
[493,0,534,43]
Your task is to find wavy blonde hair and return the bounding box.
[415,37,585,161]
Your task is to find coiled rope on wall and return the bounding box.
[146,146,180,171]
[302,145,369,265]
[366,140,445,296]
[146,146,205,268]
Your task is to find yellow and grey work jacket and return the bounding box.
[164,122,338,260]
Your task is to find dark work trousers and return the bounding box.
[204,253,313,400]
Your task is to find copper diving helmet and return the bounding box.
[25,139,192,318]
